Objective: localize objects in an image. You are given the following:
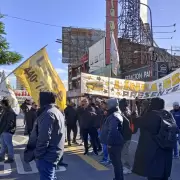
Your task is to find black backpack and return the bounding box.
[153,110,179,150]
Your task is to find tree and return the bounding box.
[0,14,22,65]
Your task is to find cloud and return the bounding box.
[58,48,62,54]
[55,68,67,74]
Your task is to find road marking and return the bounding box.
[67,146,109,171]
[13,135,28,146]
[0,162,12,176]
[131,140,138,143]
[14,154,66,175]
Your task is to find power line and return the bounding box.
[3,14,63,28]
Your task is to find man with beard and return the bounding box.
[64,101,78,146]
[80,98,98,155]
[100,98,124,180]
[25,92,65,180]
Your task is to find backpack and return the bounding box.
[153,110,179,150]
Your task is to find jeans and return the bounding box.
[102,144,108,161]
[0,132,14,159]
[173,134,180,157]
[108,146,124,180]
[121,140,131,169]
[36,159,56,180]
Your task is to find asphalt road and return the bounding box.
[0,116,180,180]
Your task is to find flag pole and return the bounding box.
[0,45,48,84]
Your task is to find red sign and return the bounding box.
[14,90,30,97]
[106,0,118,64]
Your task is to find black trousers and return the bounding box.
[93,127,102,151]
[108,146,124,180]
[82,128,98,153]
[147,178,169,180]
[67,124,77,143]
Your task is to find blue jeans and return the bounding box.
[0,132,14,159]
[173,134,180,157]
[103,144,108,161]
[36,159,56,180]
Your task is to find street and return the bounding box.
[0,117,180,180]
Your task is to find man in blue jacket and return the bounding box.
[27,92,65,180]
[170,102,180,158]
[100,98,124,180]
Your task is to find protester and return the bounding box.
[0,97,16,163]
[119,98,133,174]
[100,98,124,180]
[99,100,111,165]
[20,99,32,135]
[133,98,177,180]
[64,101,78,146]
[26,102,38,137]
[25,92,65,180]
[80,98,98,155]
[170,102,180,158]
[91,101,102,152]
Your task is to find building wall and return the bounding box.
[16,79,25,90]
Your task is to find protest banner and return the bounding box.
[14,47,66,110]
[81,69,180,99]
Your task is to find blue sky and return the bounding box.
[0,0,179,89]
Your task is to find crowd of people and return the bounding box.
[0,92,180,180]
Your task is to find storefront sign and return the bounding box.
[157,62,169,78]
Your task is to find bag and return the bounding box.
[153,110,178,150]
[24,107,49,163]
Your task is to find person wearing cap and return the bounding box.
[100,98,124,180]
[170,102,180,158]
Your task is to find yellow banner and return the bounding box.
[14,48,66,110]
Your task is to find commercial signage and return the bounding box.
[89,37,106,73]
[122,66,154,81]
[157,62,169,78]
[106,0,118,64]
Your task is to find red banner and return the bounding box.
[106,0,118,65]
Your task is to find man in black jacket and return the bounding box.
[26,102,38,137]
[80,99,98,155]
[64,102,78,146]
[0,98,16,163]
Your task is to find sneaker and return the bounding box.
[68,142,71,146]
[123,167,132,174]
[84,151,89,155]
[100,160,111,165]
[72,140,78,145]
[4,158,14,163]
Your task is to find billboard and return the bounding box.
[62,27,105,64]
[89,37,106,73]
[106,0,118,65]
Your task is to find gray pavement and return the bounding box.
[0,116,180,180]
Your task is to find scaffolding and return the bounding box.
[62,27,105,65]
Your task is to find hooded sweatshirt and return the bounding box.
[29,92,65,165]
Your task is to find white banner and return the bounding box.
[81,69,180,99]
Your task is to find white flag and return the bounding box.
[0,71,20,115]
[110,31,120,76]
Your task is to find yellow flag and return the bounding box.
[14,47,66,110]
